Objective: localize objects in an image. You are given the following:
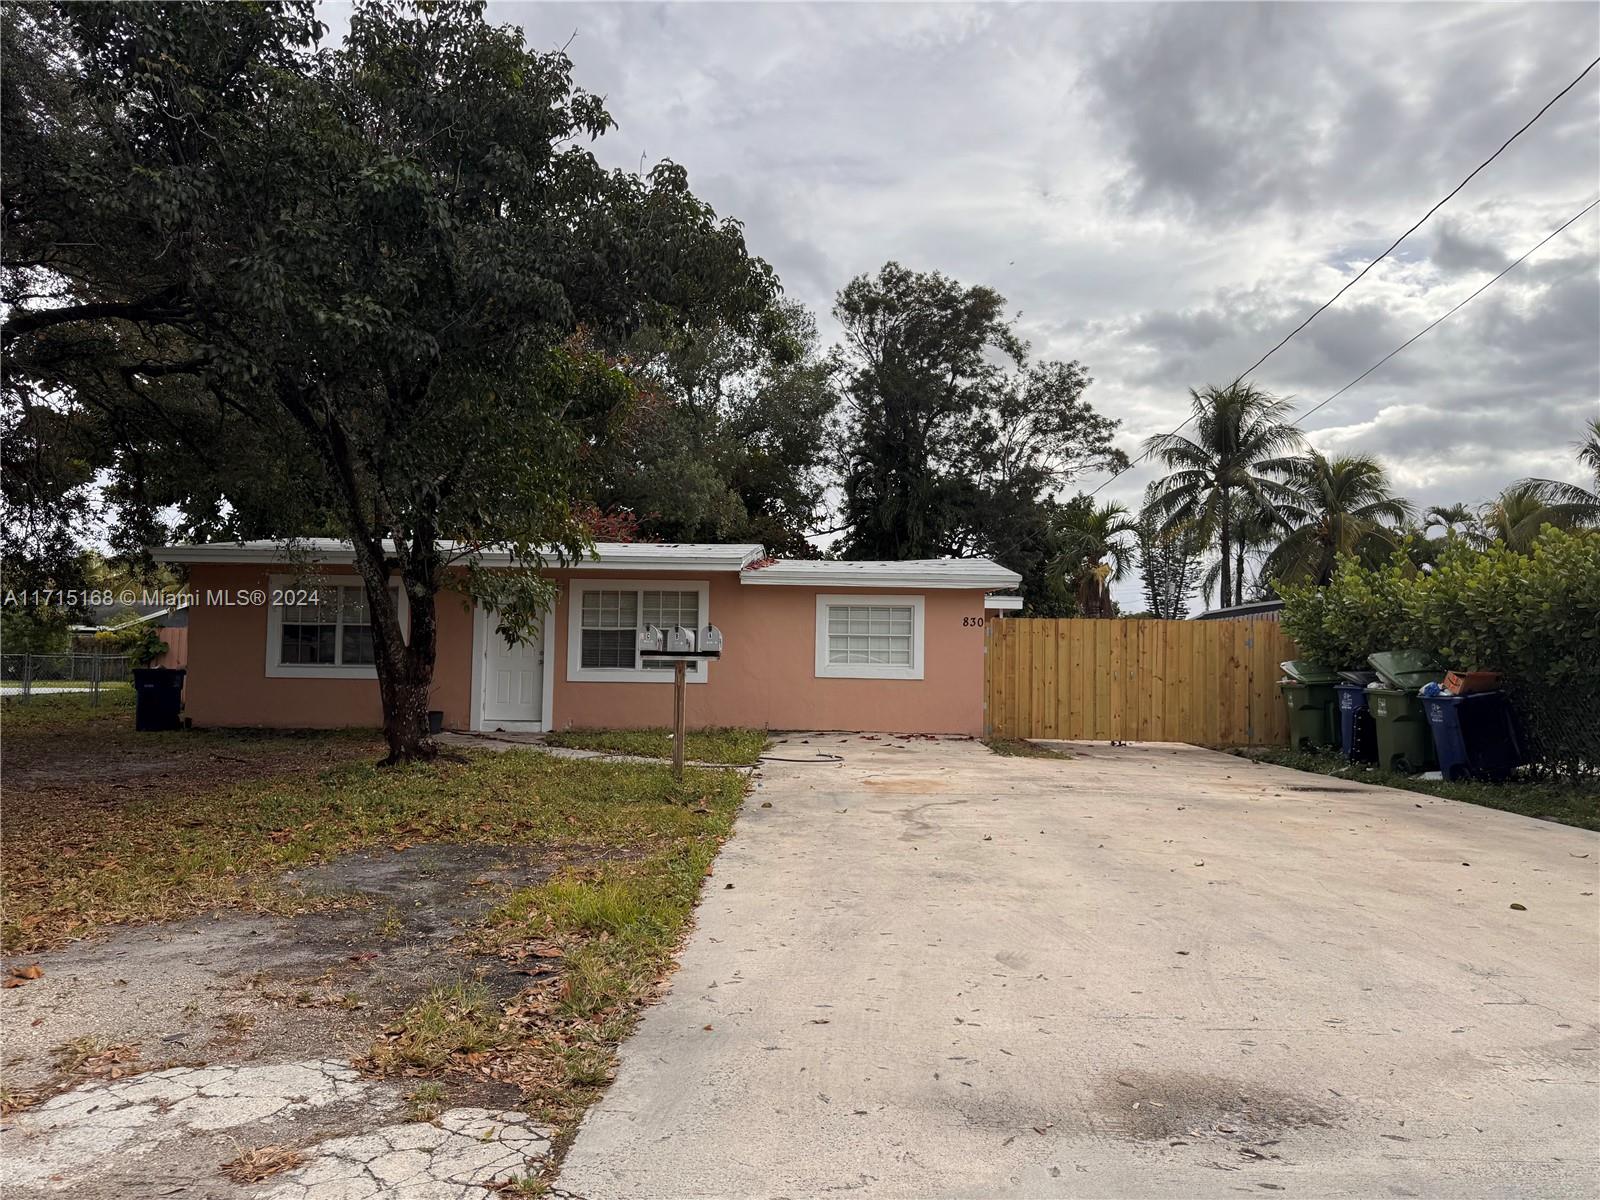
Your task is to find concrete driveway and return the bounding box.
[557,735,1599,1199]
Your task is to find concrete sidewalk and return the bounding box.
[556,735,1600,1199]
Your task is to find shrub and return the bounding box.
[1279,527,1600,776]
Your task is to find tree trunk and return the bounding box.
[1218,489,1233,611]
[1234,542,1246,607]
[350,537,439,765]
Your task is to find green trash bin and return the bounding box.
[1279,662,1339,750]
[1367,687,1437,773]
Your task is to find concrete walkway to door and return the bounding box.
[556,735,1599,1199]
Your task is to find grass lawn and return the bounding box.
[984,737,1074,760]
[1232,745,1600,832]
[544,726,769,766]
[2,690,748,1152]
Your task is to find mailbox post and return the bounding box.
[640,623,723,780]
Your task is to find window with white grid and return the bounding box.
[827,605,914,665]
[814,594,925,680]
[568,581,710,682]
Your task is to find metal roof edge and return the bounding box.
[151,540,765,571]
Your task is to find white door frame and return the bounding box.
[469,598,557,733]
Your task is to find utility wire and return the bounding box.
[1289,196,1598,429]
[1087,52,1600,497]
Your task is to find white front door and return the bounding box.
[482,623,544,726]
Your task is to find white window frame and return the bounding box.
[815,593,925,680]
[264,573,408,679]
[566,579,711,684]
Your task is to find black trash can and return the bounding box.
[1421,690,1525,782]
[132,667,186,732]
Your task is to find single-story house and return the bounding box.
[150,541,1022,735]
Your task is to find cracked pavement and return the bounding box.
[3,1060,551,1198]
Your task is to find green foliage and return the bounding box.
[1144,383,1303,608]
[3,0,777,758]
[588,301,836,555]
[1135,488,1203,620]
[831,262,1126,607]
[93,617,167,667]
[1278,529,1600,776]
[1278,553,1416,669]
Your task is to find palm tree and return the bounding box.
[1478,482,1578,553]
[1051,498,1137,618]
[1144,383,1304,608]
[1423,502,1477,540]
[1262,452,1412,586]
[1510,418,1600,532]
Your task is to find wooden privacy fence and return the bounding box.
[985,618,1295,746]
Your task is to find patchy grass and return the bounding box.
[369,980,508,1072]
[3,693,750,1166]
[1232,746,1600,831]
[363,795,742,1152]
[544,726,768,766]
[984,737,1074,760]
[2,694,745,951]
[405,1080,448,1121]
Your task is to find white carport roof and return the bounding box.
[740,558,1020,590]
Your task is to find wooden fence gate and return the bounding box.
[985,617,1294,746]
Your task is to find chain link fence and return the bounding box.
[0,653,133,703]
[1503,669,1600,781]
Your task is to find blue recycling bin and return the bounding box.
[1335,683,1377,763]
[1420,691,1523,782]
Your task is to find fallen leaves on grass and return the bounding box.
[221,1144,305,1183]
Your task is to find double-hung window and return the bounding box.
[568,581,709,682]
[815,594,925,679]
[266,575,403,678]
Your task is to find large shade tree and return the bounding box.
[1,1,777,761]
[1261,452,1412,587]
[1143,383,1303,608]
[586,301,837,556]
[831,263,1125,604]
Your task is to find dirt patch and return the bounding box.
[1090,1069,1339,1144]
[0,844,569,1100]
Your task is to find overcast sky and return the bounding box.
[347,2,1600,602]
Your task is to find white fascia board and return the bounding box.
[741,560,1022,590]
[151,540,766,571]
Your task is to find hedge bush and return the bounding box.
[1279,527,1600,776]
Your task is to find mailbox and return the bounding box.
[701,624,724,654]
[640,623,665,653]
[666,624,697,654]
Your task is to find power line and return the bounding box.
[1088,52,1600,497]
[1232,53,1598,386]
[1289,196,1598,429]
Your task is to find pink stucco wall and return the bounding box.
[181,564,990,734]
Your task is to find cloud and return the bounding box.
[474,1,1597,605]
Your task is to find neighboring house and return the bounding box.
[69,602,191,667]
[150,541,1021,735]
[1192,598,1284,622]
